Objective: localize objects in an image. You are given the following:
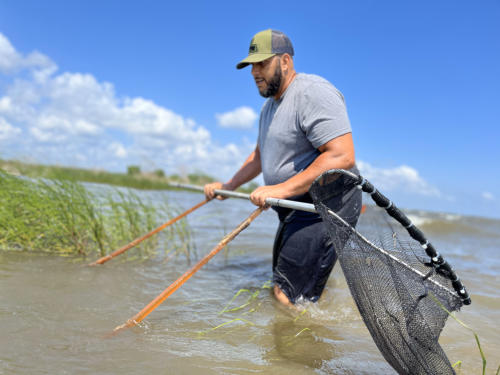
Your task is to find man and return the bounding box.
[204,29,361,306]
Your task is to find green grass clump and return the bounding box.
[0,171,189,258]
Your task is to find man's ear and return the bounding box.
[282,53,291,65]
[281,53,293,73]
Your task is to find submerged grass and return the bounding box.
[218,280,272,315]
[197,280,272,337]
[0,171,192,259]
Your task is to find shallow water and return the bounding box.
[0,190,499,374]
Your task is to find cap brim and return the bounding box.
[236,53,276,69]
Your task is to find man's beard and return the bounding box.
[259,60,282,98]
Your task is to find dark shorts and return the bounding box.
[272,187,361,304]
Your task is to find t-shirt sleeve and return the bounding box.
[299,82,352,148]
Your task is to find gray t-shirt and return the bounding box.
[258,73,352,186]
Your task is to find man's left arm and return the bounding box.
[250,132,355,206]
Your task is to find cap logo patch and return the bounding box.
[249,44,258,53]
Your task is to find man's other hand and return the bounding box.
[204,182,228,200]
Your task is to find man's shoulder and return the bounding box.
[296,73,333,86]
[295,73,344,102]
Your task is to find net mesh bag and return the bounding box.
[309,169,471,375]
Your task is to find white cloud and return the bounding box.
[216,106,258,129]
[109,142,127,158]
[0,97,12,112]
[0,33,57,78]
[357,160,442,197]
[482,192,495,200]
[0,117,21,141]
[0,33,21,73]
[30,127,64,143]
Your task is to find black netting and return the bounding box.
[309,169,468,375]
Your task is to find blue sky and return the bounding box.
[0,0,499,218]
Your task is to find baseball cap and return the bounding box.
[236,29,294,70]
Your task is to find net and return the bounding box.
[309,169,471,375]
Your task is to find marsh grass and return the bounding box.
[0,171,192,259]
[162,206,195,264]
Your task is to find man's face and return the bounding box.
[251,56,282,98]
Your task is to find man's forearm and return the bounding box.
[280,149,354,197]
[225,147,262,190]
[279,133,355,197]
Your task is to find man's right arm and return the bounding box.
[204,145,262,200]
